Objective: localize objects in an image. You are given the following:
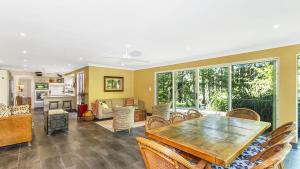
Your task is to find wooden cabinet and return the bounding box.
[134,109,146,122]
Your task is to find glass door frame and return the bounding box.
[154,57,279,128]
[296,54,300,143]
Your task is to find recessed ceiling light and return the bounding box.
[273,24,280,29]
[23,59,28,62]
[121,63,125,66]
[79,57,83,60]
[20,32,27,37]
[23,64,28,67]
[67,64,71,67]
[22,50,27,54]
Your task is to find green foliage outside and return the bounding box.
[156,61,276,127]
[175,70,196,108]
[232,61,275,127]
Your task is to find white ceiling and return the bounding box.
[0,0,300,73]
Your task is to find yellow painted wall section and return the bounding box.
[134,44,300,128]
[88,66,134,107]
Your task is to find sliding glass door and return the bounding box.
[155,59,277,125]
[198,67,229,114]
[156,72,173,105]
[174,70,196,111]
[232,60,277,127]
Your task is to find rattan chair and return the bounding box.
[250,143,292,169]
[261,130,296,149]
[267,121,296,139]
[170,112,187,124]
[136,137,210,169]
[152,103,171,120]
[187,109,203,120]
[112,106,134,134]
[226,108,261,121]
[145,116,170,131]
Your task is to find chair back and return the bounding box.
[112,107,134,131]
[170,112,187,124]
[145,116,170,131]
[226,108,260,121]
[152,103,171,120]
[136,137,196,169]
[269,121,296,138]
[250,143,292,169]
[187,109,203,120]
[262,130,296,148]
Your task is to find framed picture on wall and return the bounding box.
[104,76,124,92]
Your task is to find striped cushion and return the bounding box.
[0,103,11,118]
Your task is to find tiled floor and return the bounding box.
[0,109,145,169]
[0,109,299,169]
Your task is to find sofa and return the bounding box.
[91,98,144,119]
[0,104,32,147]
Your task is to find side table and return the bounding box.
[134,109,146,122]
[44,109,69,135]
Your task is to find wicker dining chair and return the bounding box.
[152,103,171,120]
[250,143,292,169]
[136,137,210,169]
[226,108,261,121]
[261,130,296,149]
[145,116,170,131]
[267,121,296,139]
[112,106,134,134]
[187,109,203,120]
[170,112,187,124]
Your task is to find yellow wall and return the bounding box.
[88,66,134,107]
[134,44,300,128]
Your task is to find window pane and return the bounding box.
[175,70,196,111]
[156,72,173,104]
[199,67,229,114]
[232,61,276,127]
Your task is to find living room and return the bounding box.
[1,1,300,169]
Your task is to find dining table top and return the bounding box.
[146,115,271,167]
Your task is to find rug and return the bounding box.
[95,119,145,132]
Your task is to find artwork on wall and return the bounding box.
[104,76,124,92]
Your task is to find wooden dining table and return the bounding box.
[146,115,271,167]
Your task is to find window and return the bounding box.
[155,59,277,126]
[174,70,196,111]
[232,60,277,127]
[156,72,173,104]
[76,72,85,104]
[199,67,229,114]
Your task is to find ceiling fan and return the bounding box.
[102,45,148,65]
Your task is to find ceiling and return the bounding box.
[0,0,300,73]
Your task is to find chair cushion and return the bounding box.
[252,135,269,145]
[211,159,258,169]
[0,103,11,118]
[49,109,68,115]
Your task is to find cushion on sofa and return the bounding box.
[0,103,11,118]
[103,108,113,114]
[11,105,30,115]
[125,98,134,106]
[99,99,112,108]
[111,99,124,108]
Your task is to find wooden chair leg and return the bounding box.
[128,128,131,135]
